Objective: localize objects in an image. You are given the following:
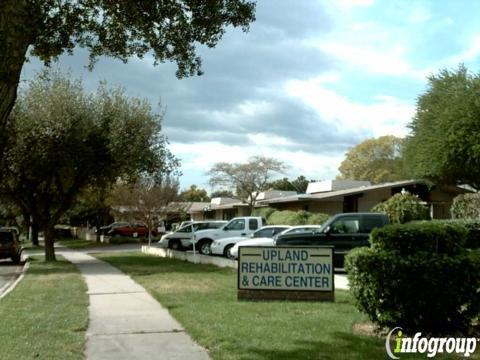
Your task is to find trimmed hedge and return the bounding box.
[371,191,430,224]
[346,222,480,335]
[413,219,480,249]
[451,193,480,219]
[369,222,467,255]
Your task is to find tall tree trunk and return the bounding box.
[0,0,32,163]
[31,220,39,246]
[44,226,56,262]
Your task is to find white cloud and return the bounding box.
[408,6,432,24]
[170,138,347,188]
[444,34,480,64]
[316,41,418,77]
[247,133,294,147]
[284,76,415,138]
[331,0,375,9]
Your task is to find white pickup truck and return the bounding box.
[195,216,266,255]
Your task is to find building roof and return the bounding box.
[188,199,249,213]
[306,180,371,194]
[259,179,462,204]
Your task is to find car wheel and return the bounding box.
[198,240,212,255]
[113,233,121,238]
[168,239,183,251]
[223,244,235,259]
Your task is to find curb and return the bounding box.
[0,256,30,300]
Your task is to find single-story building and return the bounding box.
[188,191,297,221]
[257,180,469,219]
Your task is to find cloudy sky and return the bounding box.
[21,0,480,191]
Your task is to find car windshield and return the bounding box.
[284,227,320,235]
[0,232,14,244]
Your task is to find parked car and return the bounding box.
[230,225,322,259]
[158,220,228,250]
[194,216,266,255]
[0,228,22,264]
[275,213,389,267]
[109,222,157,238]
[211,225,291,258]
[96,222,130,235]
[0,226,20,235]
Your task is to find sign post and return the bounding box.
[238,246,334,301]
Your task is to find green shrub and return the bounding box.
[266,210,329,226]
[305,213,329,225]
[413,219,480,249]
[251,207,276,221]
[346,222,480,335]
[370,222,467,255]
[451,193,480,219]
[268,210,309,225]
[371,191,430,224]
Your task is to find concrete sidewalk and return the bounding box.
[63,252,209,360]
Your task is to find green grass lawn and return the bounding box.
[97,252,449,360]
[58,236,156,249]
[21,243,44,251]
[57,238,109,249]
[0,257,88,359]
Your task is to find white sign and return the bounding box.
[238,246,333,292]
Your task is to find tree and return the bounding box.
[208,156,286,211]
[267,175,310,193]
[0,71,176,261]
[64,184,115,243]
[403,65,480,190]
[210,190,235,198]
[337,135,405,184]
[0,1,256,165]
[180,185,210,202]
[111,175,181,245]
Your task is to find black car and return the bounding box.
[0,229,22,264]
[275,213,389,267]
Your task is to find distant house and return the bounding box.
[188,191,297,221]
[257,180,469,219]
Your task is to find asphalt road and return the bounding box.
[0,260,22,295]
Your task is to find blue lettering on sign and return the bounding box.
[252,275,281,287]
[262,249,309,261]
[284,276,330,289]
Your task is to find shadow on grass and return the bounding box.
[245,332,386,360]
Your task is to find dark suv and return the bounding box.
[0,229,22,264]
[275,213,389,267]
